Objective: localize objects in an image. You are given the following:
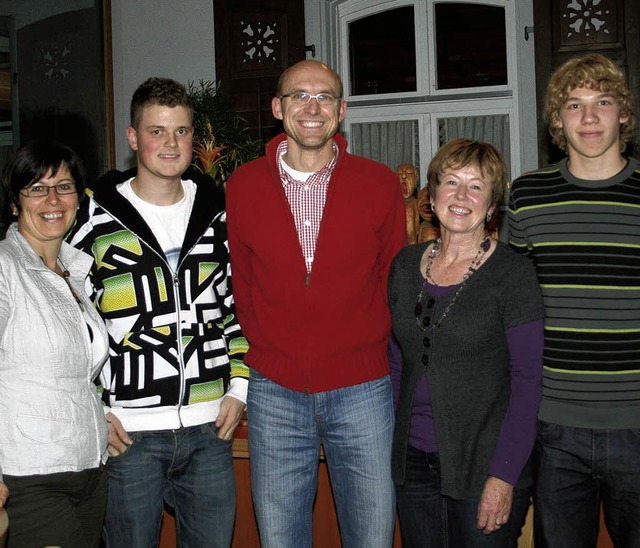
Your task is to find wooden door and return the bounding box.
[533,0,640,166]
[214,0,306,142]
[14,1,114,184]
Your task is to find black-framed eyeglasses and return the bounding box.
[279,92,341,105]
[20,182,77,198]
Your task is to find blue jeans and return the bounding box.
[534,421,640,548]
[396,445,531,548]
[103,423,235,548]
[247,370,396,548]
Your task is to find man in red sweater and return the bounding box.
[227,60,406,547]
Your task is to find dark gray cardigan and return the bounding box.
[389,241,543,499]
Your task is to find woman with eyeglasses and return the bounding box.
[389,139,544,547]
[0,141,109,548]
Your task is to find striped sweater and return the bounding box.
[508,157,640,428]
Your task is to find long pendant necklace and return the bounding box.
[414,234,490,331]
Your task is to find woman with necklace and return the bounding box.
[0,141,109,548]
[389,139,544,547]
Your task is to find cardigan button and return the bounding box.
[421,354,429,365]
[422,336,430,348]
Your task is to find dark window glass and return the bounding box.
[435,3,507,89]
[349,6,416,96]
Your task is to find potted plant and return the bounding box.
[187,80,264,188]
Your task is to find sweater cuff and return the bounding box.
[226,377,248,405]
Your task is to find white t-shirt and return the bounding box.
[280,154,314,182]
[117,177,196,271]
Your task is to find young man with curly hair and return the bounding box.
[509,54,640,547]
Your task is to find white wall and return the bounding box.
[513,0,539,174]
[110,0,216,168]
[303,0,325,61]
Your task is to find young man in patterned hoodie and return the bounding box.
[69,77,248,547]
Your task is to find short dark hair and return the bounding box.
[1,140,86,216]
[130,77,193,129]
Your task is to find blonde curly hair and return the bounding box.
[545,53,635,152]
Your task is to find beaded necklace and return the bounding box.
[414,234,490,332]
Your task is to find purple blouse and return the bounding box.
[389,282,544,486]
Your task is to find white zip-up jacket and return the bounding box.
[67,168,249,432]
[0,223,109,476]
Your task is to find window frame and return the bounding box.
[309,0,537,185]
[344,97,517,178]
[427,0,513,96]
[338,0,427,101]
[335,0,515,102]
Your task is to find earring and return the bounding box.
[486,212,492,223]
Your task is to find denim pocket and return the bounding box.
[108,431,141,460]
[537,420,560,440]
[201,422,233,445]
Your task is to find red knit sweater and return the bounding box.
[227,133,406,393]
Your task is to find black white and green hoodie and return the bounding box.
[68,167,249,432]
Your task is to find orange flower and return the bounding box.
[192,123,227,181]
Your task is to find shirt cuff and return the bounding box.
[226,377,248,405]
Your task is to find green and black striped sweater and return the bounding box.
[508,157,640,429]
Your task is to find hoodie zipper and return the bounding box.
[97,205,208,425]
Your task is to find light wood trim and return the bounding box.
[232,437,249,459]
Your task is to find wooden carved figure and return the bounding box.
[416,186,440,243]
[397,163,420,245]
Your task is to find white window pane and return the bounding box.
[437,114,511,181]
[350,120,420,173]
